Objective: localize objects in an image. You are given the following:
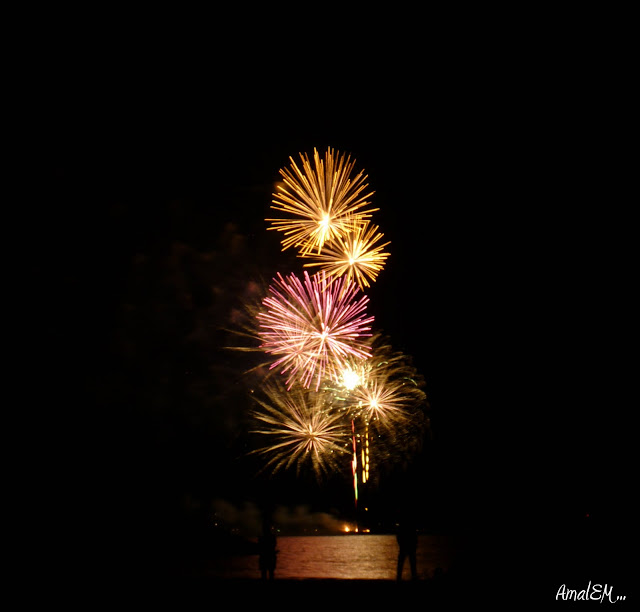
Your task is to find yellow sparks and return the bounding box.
[248,381,350,478]
[267,147,378,256]
[301,220,391,289]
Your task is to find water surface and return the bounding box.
[206,534,455,580]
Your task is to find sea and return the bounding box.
[203,534,456,581]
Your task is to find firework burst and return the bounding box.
[235,147,431,487]
[351,373,426,433]
[248,381,351,478]
[352,376,409,425]
[257,270,374,391]
[310,334,429,488]
[267,148,378,256]
[301,220,391,289]
[336,335,428,432]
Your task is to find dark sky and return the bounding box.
[28,41,633,589]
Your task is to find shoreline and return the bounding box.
[113,575,469,607]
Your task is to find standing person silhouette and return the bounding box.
[258,518,277,580]
[396,512,418,582]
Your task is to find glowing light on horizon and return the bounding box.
[267,148,378,256]
[257,270,374,391]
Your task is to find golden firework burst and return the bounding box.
[267,147,378,256]
[301,220,390,289]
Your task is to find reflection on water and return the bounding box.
[206,535,455,580]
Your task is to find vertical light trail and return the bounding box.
[351,418,358,512]
[363,421,369,483]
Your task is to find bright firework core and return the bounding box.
[341,366,364,391]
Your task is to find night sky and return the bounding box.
[28,38,633,593]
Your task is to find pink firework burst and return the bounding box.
[257,271,374,390]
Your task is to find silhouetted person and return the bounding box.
[258,519,277,580]
[396,516,418,581]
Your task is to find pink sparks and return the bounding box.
[257,271,373,390]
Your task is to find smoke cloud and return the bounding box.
[212,498,347,536]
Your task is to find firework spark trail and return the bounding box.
[257,271,374,390]
[331,335,428,483]
[267,148,379,256]
[351,418,358,510]
[248,382,351,478]
[301,220,391,289]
